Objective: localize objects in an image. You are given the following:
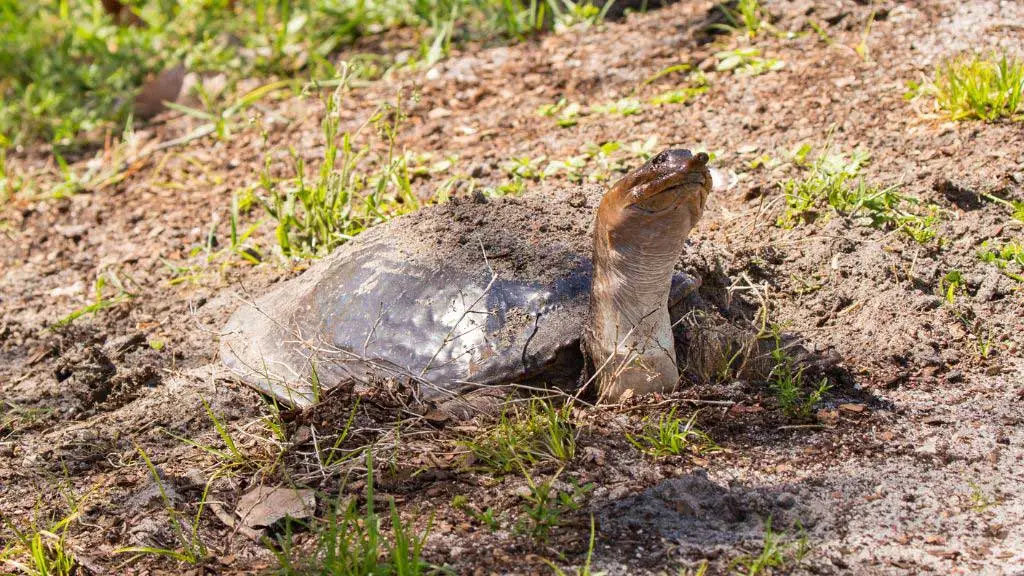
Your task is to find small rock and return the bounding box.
[428,107,452,119]
[839,403,867,414]
[583,446,606,466]
[512,486,533,499]
[915,437,940,456]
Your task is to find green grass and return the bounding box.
[116,444,211,564]
[162,397,285,476]
[979,191,1024,224]
[978,240,1024,283]
[626,407,720,459]
[968,481,996,513]
[460,399,577,474]
[1,0,623,149]
[591,98,643,117]
[778,146,941,244]
[714,0,768,38]
[451,495,501,531]
[715,48,784,77]
[1,508,80,576]
[515,470,592,544]
[542,515,598,576]
[924,53,1024,122]
[271,452,433,575]
[50,272,133,329]
[766,327,830,421]
[939,269,965,304]
[537,99,583,128]
[730,519,811,575]
[259,81,424,258]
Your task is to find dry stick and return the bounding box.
[362,300,386,357]
[309,425,328,481]
[420,239,497,378]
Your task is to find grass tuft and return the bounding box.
[271,451,433,575]
[515,469,592,544]
[766,327,830,420]
[978,240,1024,283]
[923,53,1024,122]
[730,519,811,575]
[778,146,941,244]
[626,407,720,459]
[715,48,784,77]
[460,399,577,475]
[714,0,768,38]
[260,79,422,258]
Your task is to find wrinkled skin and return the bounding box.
[585,149,711,402]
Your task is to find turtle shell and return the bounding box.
[220,185,604,407]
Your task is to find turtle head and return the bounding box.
[597,149,711,258]
[586,148,712,403]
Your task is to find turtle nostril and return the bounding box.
[695,152,710,165]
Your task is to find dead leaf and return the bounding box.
[839,403,868,414]
[236,485,316,530]
[135,64,186,119]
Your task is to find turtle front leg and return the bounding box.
[668,271,702,309]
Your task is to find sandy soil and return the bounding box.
[2,0,1023,574]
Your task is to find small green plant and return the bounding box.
[968,482,996,513]
[766,328,830,420]
[271,451,433,575]
[979,191,1024,223]
[730,519,811,575]
[939,270,966,303]
[261,81,420,258]
[715,48,784,77]
[591,98,643,117]
[51,272,132,329]
[778,147,941,244]
[451,495,500,531]
[538,99,583,128]
[978,240,1024,283]
[516,470,592,544]
[2,509,79,576]
[853,5,877,62]
[541,515,600,576]
[714,0,767,38]
[461,399,577,474]
[919,53,1024,122]
[164,397,288,478]
[626,407,721,459]
[550,0,614,32]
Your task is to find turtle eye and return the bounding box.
[649,149,693,167]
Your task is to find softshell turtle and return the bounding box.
[220,149,712,408]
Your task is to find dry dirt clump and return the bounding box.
[385,182,600,284]
[2,0,1024,574]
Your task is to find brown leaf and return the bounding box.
[236,485,316,530]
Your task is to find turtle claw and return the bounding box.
[669,271,702,308]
